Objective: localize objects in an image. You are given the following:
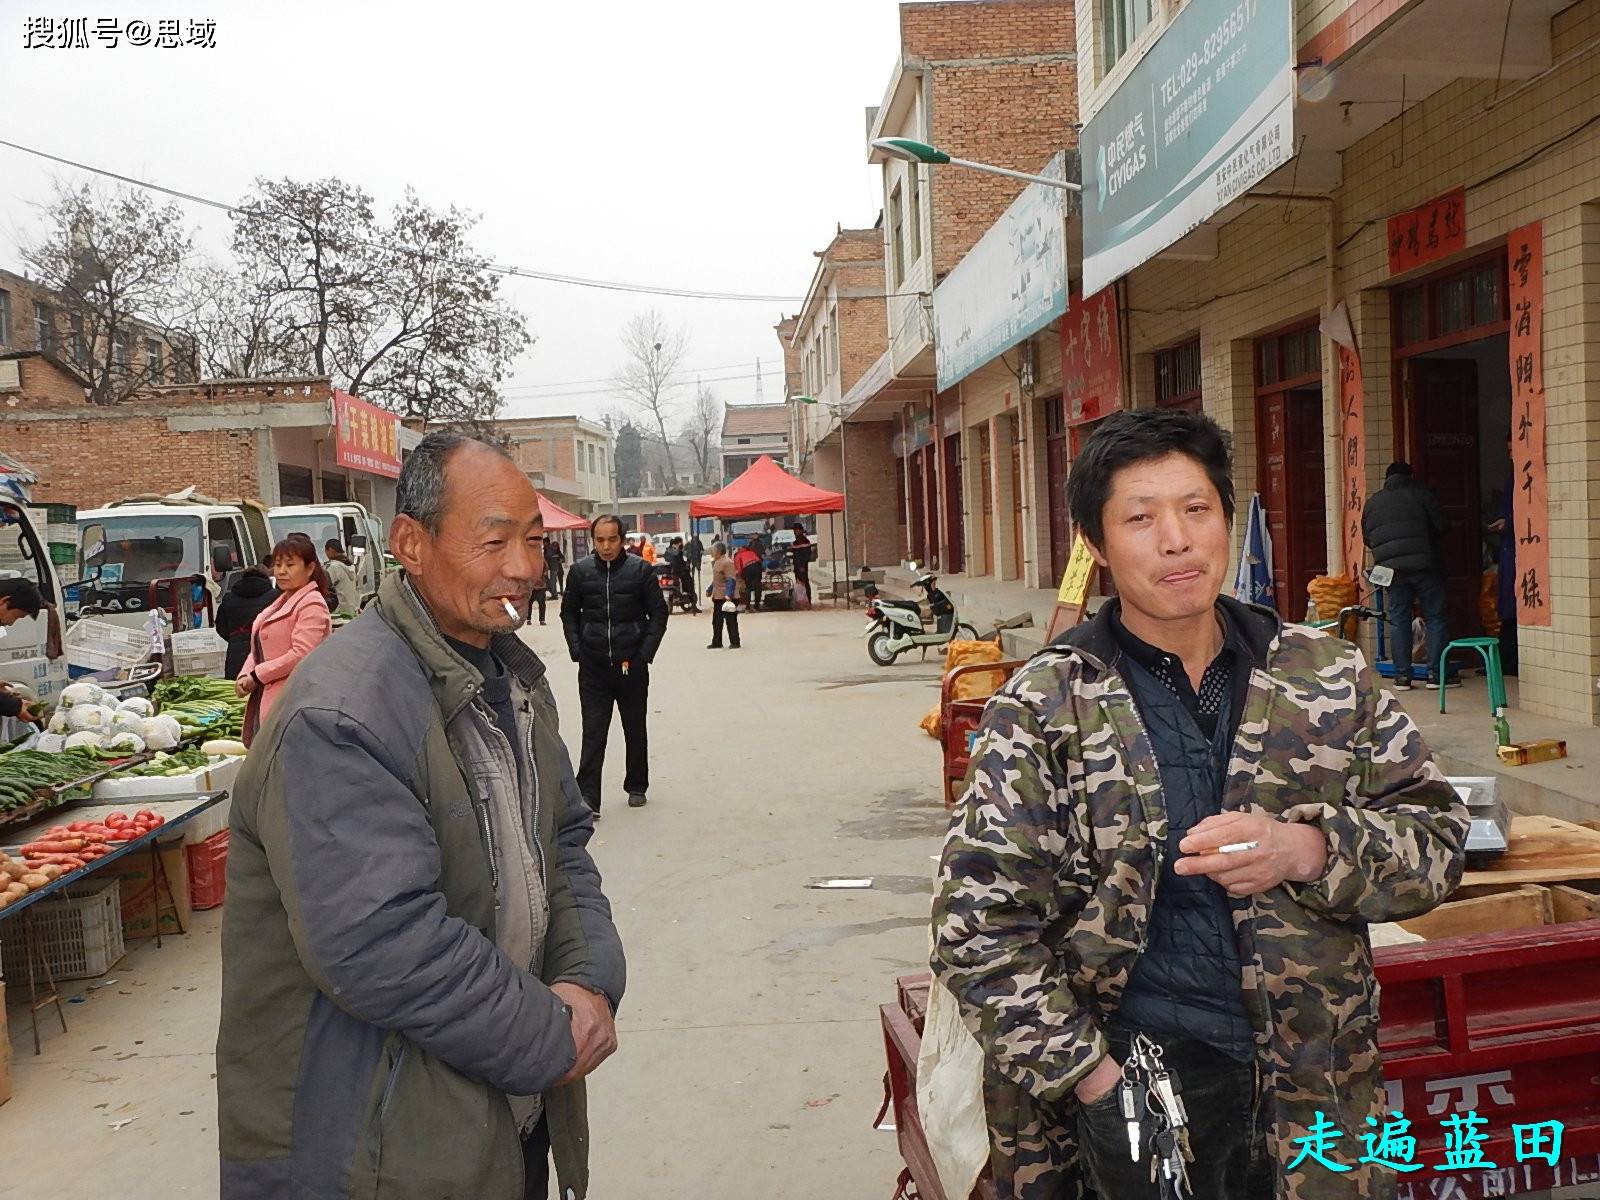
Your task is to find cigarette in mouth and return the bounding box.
[1207,841,1259,855]
[500,598,521,622]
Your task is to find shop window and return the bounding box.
[1256,324,1321,388]
[145,337,164,381]
[1102,0,1154,75]
[322,474,349,502]
[0,289,10,347]
[1394,254,1508,349]
[278,464,314,505]
[33,301,54,353]
[908,174,923,265]
[889,184,906,287]
[1154,338,1202,410]
[70,314,87,365]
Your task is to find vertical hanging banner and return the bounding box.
[1337,345,1366,580]
[1508,223,1550,627]
[1060,287,1123,425]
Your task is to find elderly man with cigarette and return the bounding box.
[931,409,1467,1200]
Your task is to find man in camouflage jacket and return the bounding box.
[932,410,1468,1199]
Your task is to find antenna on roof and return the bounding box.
[754,357,764,404]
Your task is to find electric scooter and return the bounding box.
[862,567,978,665]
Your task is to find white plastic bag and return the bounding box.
[916,974,990,1199]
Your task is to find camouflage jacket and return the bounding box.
[931,598,1468,1200]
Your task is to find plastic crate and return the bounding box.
[187,829,229,910]
[0,878,126,981]
[170,628,227,677]
[48,542,75,567]
[65,617,153,676]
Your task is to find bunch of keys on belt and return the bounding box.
[1116,1032,1194,1199]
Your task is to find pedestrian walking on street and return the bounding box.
[323,538,361,613]
[733,539,763,613]
[1362,460,1454,689]
[544,535,566,596]
[217,431,624,1200]
[236,538,333,745]
[932,408,1466,1199]
[686,533,704,589]
[215,566,276,680]
[706,541,742,650]
[561,514,668,812]
[788,522,814,603]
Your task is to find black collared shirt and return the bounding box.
[1110,603,1253,743]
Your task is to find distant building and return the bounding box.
[491,415,618,520]
[719,404,789,485]
[0,266,187,388]
[639,437,707,495]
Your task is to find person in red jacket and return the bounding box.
[237,537,333,744]
[732,539,763,612]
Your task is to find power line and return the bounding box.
[0,135,922,306]
[500,364,781,394]
[498,368,782,401]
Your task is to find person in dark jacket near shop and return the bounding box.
[0,579,47,722]
[1362,461,1453,689]
[561,514,668,813]
[544,535,566,596]
[217,432,625,1200]
[214,566,276,680]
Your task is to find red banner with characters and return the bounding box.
[333,390,402,479]
[1060,287,1122,425]
[1508,223,1550,627]
[1387,188,1466,276]
[1337,344,1367,580]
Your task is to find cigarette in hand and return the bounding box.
[1204,841,1259,855]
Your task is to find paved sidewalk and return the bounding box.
[0,605,954,1198]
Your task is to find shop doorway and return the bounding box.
[908,450,927,566]
[921,443,941,570]
[1044,396,1069,581]
[1255,325,1327,617]
[944,432,965,575]
[1393,253,1513,649]
[1006,412,1024,581]
[978,424,995,577]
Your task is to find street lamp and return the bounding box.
[795,394,854,606]
[871,137,1082,192]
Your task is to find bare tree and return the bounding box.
[678,383,722,482]
[613,310,687,476]
[171,258,292,380]
[231,179,529,425]
[21,182,193,404]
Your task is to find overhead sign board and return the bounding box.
[933,151,1069,393]
[1081,0,1294,295]
[333,390,402,479]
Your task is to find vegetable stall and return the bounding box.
[0,674,248,1074]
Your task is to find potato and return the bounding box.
[0,860,21,882]
[34,864,62,881]
[4,881,28,899]
[18,872,49,890]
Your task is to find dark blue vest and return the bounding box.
[1114,656,1254,1060]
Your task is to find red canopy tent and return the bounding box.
[538,492,589,531]
[690,456,846,607]
[688,455,843,517]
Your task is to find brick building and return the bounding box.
[0,352,416,519]
[781,226,897,569]
[1068,0,1600,724]
[838,0,1079,576]
[0,267,184,389]
[492,415,617,525]
[719,404,790,484]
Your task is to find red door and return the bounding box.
[944,433,965,574]
[1045,397,1069,581]
[1257,387,1328,617]
[1409,359,1482,636]
[921,444,941,570]
[908,451,926,565]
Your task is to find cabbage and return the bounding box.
[35,732,66,754]
[59,682,108,708]
[100,731,146,755]
[140,714,182,750]
[66,704,114,733]
[110,708,147,735]
[63,730,102,750]
[116,697,155,718]
[46,709,68,734]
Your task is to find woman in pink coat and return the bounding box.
[237,535,333,745]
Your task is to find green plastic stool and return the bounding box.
[1438,637,1511,746]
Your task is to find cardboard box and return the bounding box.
[0,982,12,1106]
[97,840,192,939]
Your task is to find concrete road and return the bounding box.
[0,605,955,1198]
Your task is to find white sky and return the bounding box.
[0,0,905,422]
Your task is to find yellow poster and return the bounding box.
[1056,536,1095,606]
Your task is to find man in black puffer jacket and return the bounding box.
[1362,461,1451,689]
[561,515,668,813]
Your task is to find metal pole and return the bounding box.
[839,407,853,602]
[946,156,1082,192]
[830,510,840,609]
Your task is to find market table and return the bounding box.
[0,790,228,1054]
